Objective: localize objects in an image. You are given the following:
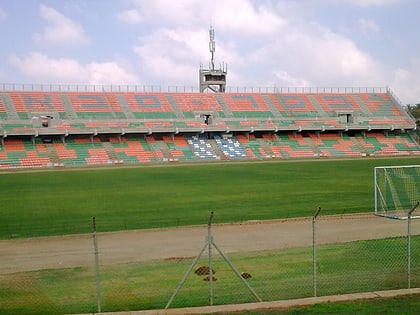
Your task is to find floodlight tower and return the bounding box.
[199,26,227,93]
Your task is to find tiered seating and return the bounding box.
[236,134,264,159]
[274,134,316,158]
[83,121,130,129]
[0,122,34,133]
[162,135,196,161]
[122,93,177,119]
[171,93,224,117]
[260,133,281,157]
[144,121,174,129]
[295,118,344,129]
[85,147,111,165]
[187,136,218,160]
[313,94,362,113]
[54,142,78,164]
[222,94,274,118]
[358,93,402,117]
[144,135,165,160]
[109,137,141,164]
[7,91,66,119]
[239,119,258,127]
[0,87,417,168]
[399,134,420,154]
[57,138,111,166]
[358,133,391,155]
[67,92,116,119]
[359,133,420,156]
[184,120,208,128]
[101,93,127,119]
[1,91,415,131]
[0,139,51,168]
[0,95,7,119]
[111,137,160,163]
[366,118,413,130]
[268,94,318,117]
[311,133,361,157]
[214,135,248,159]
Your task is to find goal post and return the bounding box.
[374,165,420,219]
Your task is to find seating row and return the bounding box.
[0,132,418,169]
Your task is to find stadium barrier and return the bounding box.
[0,83,390,94]
[0,213,419,314]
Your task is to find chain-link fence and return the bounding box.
[1,213,419,314]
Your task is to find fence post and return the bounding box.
[93,217,101,313]
[407,202,419,289]
[208,211,214,306]
[312,207,321,297]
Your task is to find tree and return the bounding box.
[406,103,420,120]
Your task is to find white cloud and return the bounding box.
[122,0,284,35]
[272,70,310,87]
[9,52,84,81]
[123,0,203,26]
[233,20,382,88]
[9,52,140,85]
[348,0,398,7]
[0,7,6,20]
[0,70,6,83]
[129,0,385,90]
[317,0,399,7]
[117,9,142,25]
[128,0,289,86]
[34,4,89,46]
[389,59,420,104]
[357,18,380,35]
[88,62,140,85]
[134,29,205,85]
[4,0,417,103]
[212,1,286,35]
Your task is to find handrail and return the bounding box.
[0,83,389,94]
[387,86,416,126]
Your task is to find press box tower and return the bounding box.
[199,26,227,93]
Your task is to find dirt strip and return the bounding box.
[0,213,419,274]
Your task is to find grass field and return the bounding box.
[0,157,418,239]
[1,157,419,314]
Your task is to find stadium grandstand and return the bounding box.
[0,84,418,169]
[0,28,418,169]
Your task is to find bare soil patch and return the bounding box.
[0,213,418,274]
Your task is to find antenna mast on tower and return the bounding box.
[199,26,227,93]
[209,26,215,70]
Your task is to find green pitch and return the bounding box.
[0,157,417,239]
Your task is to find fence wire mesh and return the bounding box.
[0,214,419,314]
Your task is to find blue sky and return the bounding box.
[0,0,419,104]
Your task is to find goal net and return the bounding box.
[374,165,420,219]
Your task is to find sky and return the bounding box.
[0,0,419,104]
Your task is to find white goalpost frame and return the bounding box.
[374,165,420,220]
